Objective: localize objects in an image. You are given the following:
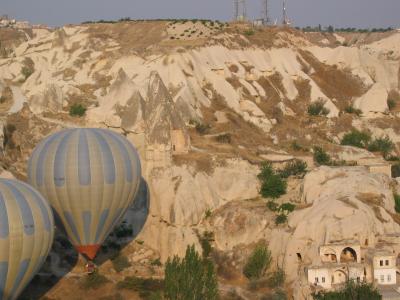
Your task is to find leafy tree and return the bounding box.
[313,147,331,166]
[243,245,272,281]
[81,271,109,289]
[344,106,362,116]
[111,255,131,273]
[164,245,218,300]
[267,201,279,212]
[341,130,371,148]
[312,280,381,300]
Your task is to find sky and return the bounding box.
[1,0,399,29]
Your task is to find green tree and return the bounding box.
[164,245,218,300]
[243,245,272,281]
[69,103,87,117]
[368,136,395,158]
[308,100,330,116]
[394,194,400,213]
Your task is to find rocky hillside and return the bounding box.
[1,21,400,299]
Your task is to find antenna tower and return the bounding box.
[262,0,270,25]
[234,0,246,22]
[283,0,291,25]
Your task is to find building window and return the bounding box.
[380,275,385,283]
[315,277,319,283]
[388,275,391,282]
[357,277,360,282]
[385,260,389,266]
[322,277,325,283]
[380,260,383,266]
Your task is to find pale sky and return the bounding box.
[1,0,399,29]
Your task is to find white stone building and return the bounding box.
[368,250,397,285]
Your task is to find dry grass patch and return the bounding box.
[356,192,384,206]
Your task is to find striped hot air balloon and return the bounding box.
[0,179,54,300]
[28,128,142,260]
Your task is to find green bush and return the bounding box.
[111,255,131,273]
[344,106,362,116]
[258,163,287,199]
[340,130,371,148]
[244,29,255,36]
[164,245,218,300]
[279,203,296,214]
[199,231,214,259]
[266,268,285,288]
[81,271,109,289]
[313,147,331,166]
[195,122,211,134]
[275,214,288,225]
[312,280,381,300]
[367,136,395,157]
[267,201,279,212]
[394,194,400,213]
[260,173,287,199]
[278,159,308,178]
[69,103,87,117]
[21,66,33,80]
[308,100,330,116]
[270,289,287,300]
[117,276,164,299]
[243,245,272,281]
[388,98,396,111]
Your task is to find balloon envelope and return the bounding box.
[28,128,142,260]
[0,179,54,300]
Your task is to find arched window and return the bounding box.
[340,247,357,263]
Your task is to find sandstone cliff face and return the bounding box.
[1,22,400,300]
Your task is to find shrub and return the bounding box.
[340,130,371,148]
[344,105,362,116]
[111,255,131,273]
[243,245,272,281]
[278,159,307,178]
[150,258,162,267]
[367,136,395,157]
[117,276,164,299]
[394,194,400,213]
[312,280,381,300]
[195,122,211,134]
[215,133,231,143]
[81,271,109,289]
[258,163,287,199]
[388,99,396,111]
[275,214,288,225]
[164,245,218,300]
[199,231,214,259]
[279,203,296,214]
[308,100,330,116]
[69,103,87,117]
[260,173,287,199]
[270,289,287,300]
[313,147,331,166]
[266,268,285,288]
[244,29,255,36]
[204,209,212,219]
[267,201,279,212]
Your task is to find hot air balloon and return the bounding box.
[0,178,54,300]
[27,128,142,261]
